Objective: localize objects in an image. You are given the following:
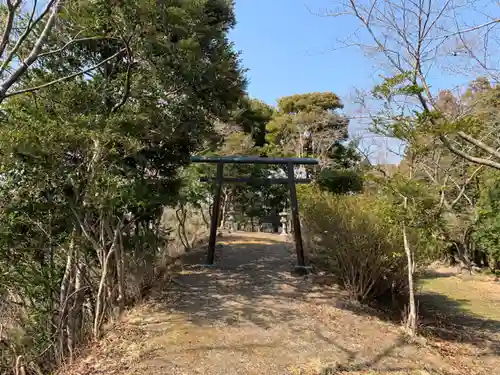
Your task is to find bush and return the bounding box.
[300,186,408,303]
[473,173,500,272]
[316,168,364,195]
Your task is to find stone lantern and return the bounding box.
[279,210,289,236]
[225,209,235,233]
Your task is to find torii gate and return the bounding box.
[191,155,318,273]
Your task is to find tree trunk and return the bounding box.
[93,220,121,339]
[200,204,210,228]
[66,253,77,362]
[176,204,190,251]
[455,242,472,272]
[219,188,228,229]
[115,229,125,314]
[58,231,75,360]
[402,221,417,336]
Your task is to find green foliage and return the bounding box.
[0,0,245,371]
[203,90,360,233]
[277,92,343,113]
[265,92,350,164]
[369,74,487,269]
[474,171,500,271]
[316,168,363,195]
[328,139,362,168]
[177,166,211,208]
[372,72,424,102]
[373,171,443,262]
[230,163,288,222]
[232,97,275,147]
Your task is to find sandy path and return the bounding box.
[64,233,495,375]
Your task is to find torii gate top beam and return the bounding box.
[191,155,318,165]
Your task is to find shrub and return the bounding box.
[473,173,500,272]
[316,168,364,195]
[300,186,408,303]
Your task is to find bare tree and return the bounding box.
[324,0,500,169]
[357,119,486,335]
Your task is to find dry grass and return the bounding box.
[419,267,500,321]
[417,266,500,372]
[59,233,500,375]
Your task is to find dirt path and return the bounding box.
[65,233,498,375]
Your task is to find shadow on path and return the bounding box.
[118,233,499,375]
[152,233,326,329]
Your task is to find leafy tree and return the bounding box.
[232,97,275,148]
[0,0,245,371]
[473,171,500,273]
[364,79,451,335]
[265,92,349,165]
[374,165,442,335]
[262,91,363,196]
[317,169,364,195]
[327,0,500,170]
[316,139,364,194]
[368,72,495,269]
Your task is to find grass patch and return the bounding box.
[419,270,500,321]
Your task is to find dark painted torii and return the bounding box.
[191,155,318,272]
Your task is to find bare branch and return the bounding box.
[0,0,53,75]
[421,0,454,40]
[4,49,125,98]
[456,130,500,160]
[449,164,484,207]
[70,207,101,253]
[326,0,500,169]
[439,17,500,39]
[454,22,499,82]
[111,39,133,113]
[439,134,500,169]
[0,0,61,98]
[0,0,22,57]
[346,0,407,76]
[37,35,112,59]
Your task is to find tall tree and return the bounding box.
[232,97,274,148]
[266,92,349,166]
[0,0,245,371]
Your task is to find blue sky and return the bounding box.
[229,0,375,109]
[228,0,499,163]
[228,0,405,162]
